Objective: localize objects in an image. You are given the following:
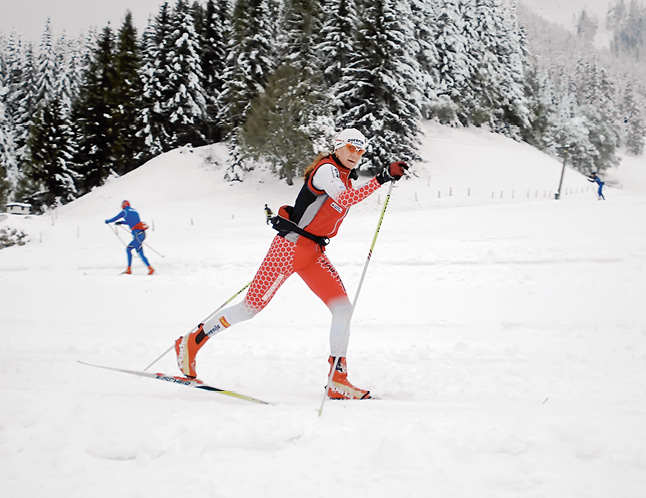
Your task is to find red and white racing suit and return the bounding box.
[203,154,382,356]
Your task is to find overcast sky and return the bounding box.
[0,0,617,44]
[0,0,164,43]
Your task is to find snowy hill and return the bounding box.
[1,121,646,498]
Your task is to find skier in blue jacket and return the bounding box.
[588,172,605,200]
[105,200,155,275]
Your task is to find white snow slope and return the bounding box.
[1,122,645,498]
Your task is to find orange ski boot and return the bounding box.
[175,323,210,378]
[326,356,372,400]
[123,266,132,274]
[147,266,155,275]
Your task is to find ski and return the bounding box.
[78,360,272,405]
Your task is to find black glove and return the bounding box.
[115,221,125,225]
[376,161,409,184]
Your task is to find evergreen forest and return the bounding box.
[0,0,645,212]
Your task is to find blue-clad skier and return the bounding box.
[105,200,155,275]
[588,172,605,200]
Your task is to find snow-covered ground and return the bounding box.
[1,122,645,498]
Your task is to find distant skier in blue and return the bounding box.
[588,172,605,200]
[105,200,155,275]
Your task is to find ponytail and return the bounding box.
[303,152,329,180]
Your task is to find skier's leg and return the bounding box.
[134,232,151,266]
[126,237,135,267]
[297,252,351,356]
[297,250,370,399]
[203,235,297,336]
[176,236,296,377]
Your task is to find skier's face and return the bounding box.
[336,143,365,170]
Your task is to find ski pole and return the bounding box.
[107,223,127,247]
[318,180,396,417]
[117,223,166,258]
[143,281,252,371]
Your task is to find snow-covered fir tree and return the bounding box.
[318,0,359,90]
[2,37,39,202]
[410,0,441,119]
[610,0,646,63]
[335,0,422,172]
[54,34,78,112]
[140,3,176,156]
[199,0,232,143]
[433,0,475,125]
[0,75,16,205]
[240,0,336,184]
[466,0,530,138]
[71,25,120,194]
[54,31,95,116]
[33,19,59,108]
[521,65,558,150]
[620,82,645,155]
[218,0,277,180]
[576,8,598,44]
[573,60,620,171]
[11,43,37,176]
[112,12,147,174]
[0,33,24,200]
[218,0,277,132]
[164,0,208,148]
[550,71,602,174]
[22,97,78,208]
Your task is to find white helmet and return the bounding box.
[334,128,368,152]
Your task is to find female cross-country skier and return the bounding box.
[175,129,408,399]
[105,200,155,275]
[588,172,605,200]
